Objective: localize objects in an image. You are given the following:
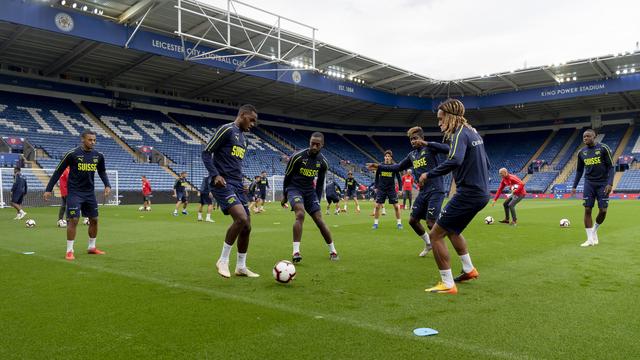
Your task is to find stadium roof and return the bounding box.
[1,0,639,126]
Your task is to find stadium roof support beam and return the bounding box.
[0,26,27,54]
[118,0,153,23]
[457,81,482,95]
[594,59,613,77]
[349,64,387,78]
[497,74,519,90]
[370,73,413,87]
[104,54,155,82]
[542,68,559,82]
[44,41,101,77]
[317,53,358,69]
[184,72,245,98]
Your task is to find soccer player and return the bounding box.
[10,167,27,220]
[197,175,215,223]
[342,171,360,213]
[202,104,259,278]
[372,150,403,229]
[325,177,343,215]
[247,175,260,213]
[44,130,111,260]
[401,169,414,210]
[280,132,339,263]
[367,127,449,257]
[141,175,152,211]
[571,129,614,247]
[172,172,189,216]
[491,168,526,225]
[255,171,269,212]
[57,166,70,223]
[418,99,489,294]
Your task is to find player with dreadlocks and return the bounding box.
[420,99,490,294]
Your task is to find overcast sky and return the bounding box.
[203,0,640,80]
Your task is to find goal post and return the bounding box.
[0,167,119,209]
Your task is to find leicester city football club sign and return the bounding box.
[54,13,74,32]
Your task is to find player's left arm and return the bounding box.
[23,176,27,194]
[395,171,402,189]
[427,127,467,179]
[427,141,450,154]
[97,154,111,196]
[602,144,614,193]
[316,158,328,200]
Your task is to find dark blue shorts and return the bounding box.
[175,191,188,203]
[326,195,340,204]
[375,190,398,205]
[258,189,267,200]
[436,194,488,235]
[412,190,446,220]
[11,192,24,205]
[345,189,357,199]
[199,193,212,205]
[287,187,321,215]
[66,192,99,219]
[583,181,609,209]
[212,182,249,215]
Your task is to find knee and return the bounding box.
[294,211,305,222]
[503,202,509,208]
[409,217,419,227]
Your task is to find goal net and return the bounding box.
[0,168,119,208]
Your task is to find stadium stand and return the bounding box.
[0,91,175,191]
[615,169,640,192]
[342,134,382,160]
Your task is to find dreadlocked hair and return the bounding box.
[438,98,471,140]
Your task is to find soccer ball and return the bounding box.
[273,260,296,283]
[57,219,67,228]
[138,206,145,211]
[484,216,494,225]
[25,219,36,228]
[83,218,90,225]
[560,219,571,228]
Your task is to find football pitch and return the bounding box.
[1,199,639,359]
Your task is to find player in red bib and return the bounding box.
[57,167,70,223]
[491,168,526,225]
[401,170,414,210]
[141,175,152,211]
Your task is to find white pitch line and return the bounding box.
[1,247,530,360]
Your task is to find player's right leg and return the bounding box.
[581,182,597,247]
[500,198,511,223]
[288,190,306,263]
[372,202,382,229]
[64,195,82,260]
[424,224,457,294]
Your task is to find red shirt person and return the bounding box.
[57,167,70,222]
[141,175,152,211]
[401,169,415,209]
[492,168,526,225]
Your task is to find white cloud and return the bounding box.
[202,0,640,80]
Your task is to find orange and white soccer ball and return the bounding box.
[273,260,296,283]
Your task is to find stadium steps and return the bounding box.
[521,130,557,172]
[369,136,386,154]
[76,103,139,160]
[612,125,635,159]
[550,156,579,192]
[550,128,580,167]
[259,126,295,152]
[166,113,205,143]
[612,171,625,191]
[341,134,378,162]
[25,160,53,192]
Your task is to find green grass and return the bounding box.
[1,199,639,359]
